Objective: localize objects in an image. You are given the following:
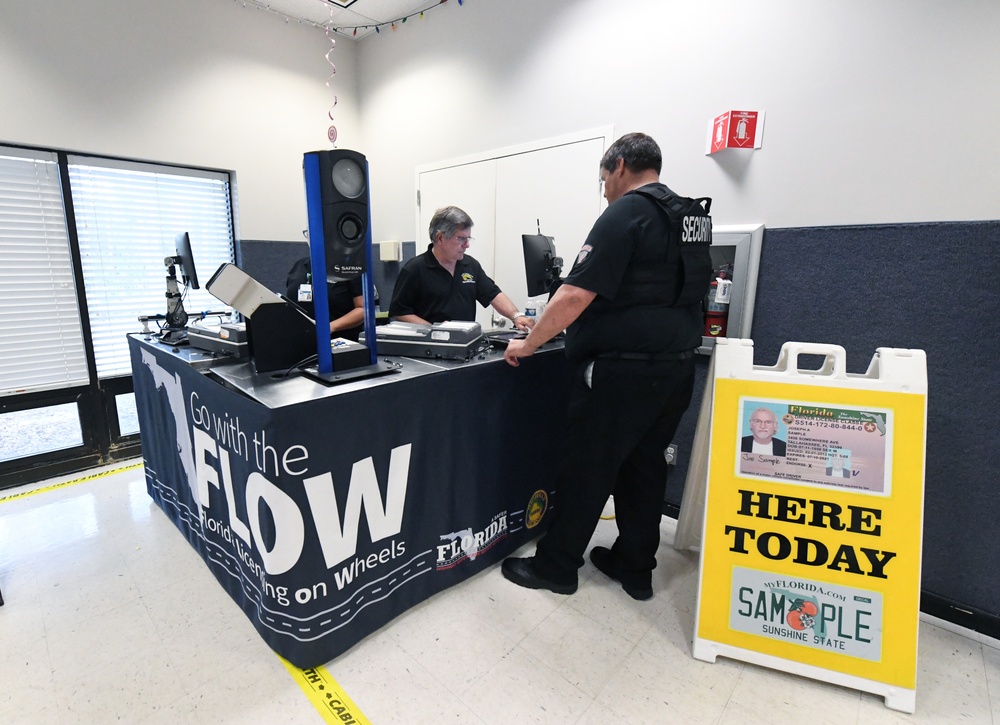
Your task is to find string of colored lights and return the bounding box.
[327,0,461,38]
[231,0,327,30]
[230,0,464,38]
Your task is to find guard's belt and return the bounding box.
[597,349,696,361]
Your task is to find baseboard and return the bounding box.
[920,590,1000,642]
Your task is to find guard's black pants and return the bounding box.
[533,355,696,587]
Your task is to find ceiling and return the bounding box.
[242,0,455,40]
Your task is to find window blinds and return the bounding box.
[68,158,234,378]
[0,148,89,396]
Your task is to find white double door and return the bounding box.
[416,129,612,330]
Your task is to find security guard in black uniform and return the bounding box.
[501,132,712,600]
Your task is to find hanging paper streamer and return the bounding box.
[325,5,338,145]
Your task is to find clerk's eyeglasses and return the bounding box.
[453,235,473,243]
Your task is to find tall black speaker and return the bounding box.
[305,149,368,280]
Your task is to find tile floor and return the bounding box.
[1,461,997,724]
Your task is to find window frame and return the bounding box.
[0,143,237,490]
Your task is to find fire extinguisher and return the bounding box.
[704,272,731,338]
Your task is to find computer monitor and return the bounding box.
[521,233,562,298]
[173,232,201,290]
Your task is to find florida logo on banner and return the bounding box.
[692,339,927,714]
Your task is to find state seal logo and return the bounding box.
[525,490,548,529]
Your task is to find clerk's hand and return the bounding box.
[513,316,535,332]
[504,338,537,367]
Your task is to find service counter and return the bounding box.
[128,334,571,668]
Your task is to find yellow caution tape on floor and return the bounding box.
[1,462,372,722]
[279,657,372,725]
[0,461,144,505]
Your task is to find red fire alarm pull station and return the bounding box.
[707,110,765,154]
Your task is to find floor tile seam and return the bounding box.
[516,635,608,705]
[728,660,871,714]
[135,590,223,649]
[979,644,999,716]
[459,639,594,715]
[420,676,487,725]
[29,548,136,588]
[564,594,658,646]
[43,622,171,684]
[540,592,621,641]
[385,616,521,691]
[474,609,538,650]
[27,572,62,681]
[716,664,751,717]
[0,632,58,688]
[916,640,990,682]
[108,528,203,593]
[663,568,700,603]
[631,626,695,662]
[36,579,147,642]
[570,698,646,725]
[580,638,644,700]
[441,571,557,645]
[557,596,650,654]
[642,646,745,704]
[371,629,463,704]
[443,637,526,703]
[46,645,192,709]
[107,525,158,583]
[144,604,240,679]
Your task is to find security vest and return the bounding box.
[627,184,714,308]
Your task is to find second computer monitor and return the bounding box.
[521,233,561,298]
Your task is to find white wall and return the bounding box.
[357,0,1000,241]
[0,0,360,242]
[2,0,997,243]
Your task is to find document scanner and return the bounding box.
[361,320,483,360]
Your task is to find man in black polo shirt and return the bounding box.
[285,256,365,342]
[388,206,534,331]
[500,132,710,601]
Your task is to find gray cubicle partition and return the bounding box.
[238,239,418,306]
[665,219,1000,640]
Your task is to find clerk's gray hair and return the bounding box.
[429,206,473,243]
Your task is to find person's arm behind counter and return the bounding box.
[393,313,431,325]
[503,283,596,366]
[331,296,365,334]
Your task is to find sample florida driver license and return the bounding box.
[735,398,893,495]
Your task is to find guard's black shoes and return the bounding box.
[501,557,577,595]
[589,546,653,601]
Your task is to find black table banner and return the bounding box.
[129,336,570,667]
